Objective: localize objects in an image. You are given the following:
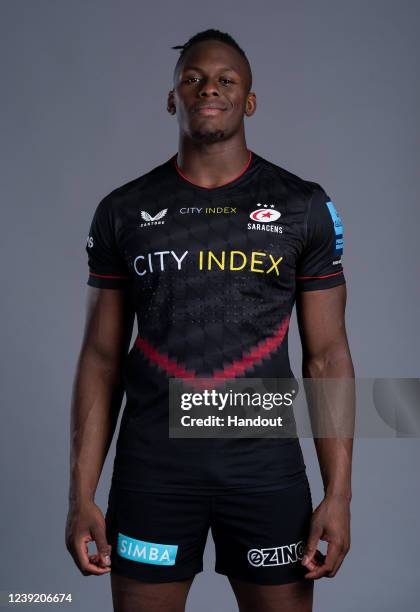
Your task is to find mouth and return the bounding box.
[196,108,224,116]
[192,104,227,116]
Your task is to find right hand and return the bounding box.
[65,499,112,576]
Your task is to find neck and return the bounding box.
[175,133,250,189]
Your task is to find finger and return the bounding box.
[304,541,341,579]
[329,552,346,576]
[329,541,350,576]
[75,535,111,576]
[330,538,350,575]
[91,523,112,568]
[303,549,325,572]
[302,528,322,567]
[323,540,344,577]
[85,557,112,572]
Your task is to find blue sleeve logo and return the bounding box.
[326,200,344,255]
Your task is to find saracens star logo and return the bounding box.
[249,203,281,223]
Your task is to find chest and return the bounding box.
[116,190,307,288]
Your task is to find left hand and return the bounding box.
[301,493,351,579]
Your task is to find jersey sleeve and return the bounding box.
[296,183,346,291]
[85,196,130,290]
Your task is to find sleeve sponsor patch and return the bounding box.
[326,200,344,256]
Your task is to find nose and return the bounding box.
[198,78,220,97]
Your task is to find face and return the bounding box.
[168,40,256,144]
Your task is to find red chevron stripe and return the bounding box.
[135,336,197,379]
[134,314,290,390]
[213,315,290,379]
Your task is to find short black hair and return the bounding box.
[171,28,252,91]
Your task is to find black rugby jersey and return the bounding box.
[85,149,345,494]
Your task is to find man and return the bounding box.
[66,28,354,612]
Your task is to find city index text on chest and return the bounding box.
[133,250,283,276]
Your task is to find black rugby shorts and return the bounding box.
[105,477,313,585]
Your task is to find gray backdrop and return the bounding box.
[1,0,419,610]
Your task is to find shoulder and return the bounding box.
[253,152,322,199]
[97,157,173,213]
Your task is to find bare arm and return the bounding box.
[66,287,134,575]
[296,283,355,579]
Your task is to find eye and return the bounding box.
[182,76,235,85]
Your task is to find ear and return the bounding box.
[245,92,257,117]
[167,89,176,115]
